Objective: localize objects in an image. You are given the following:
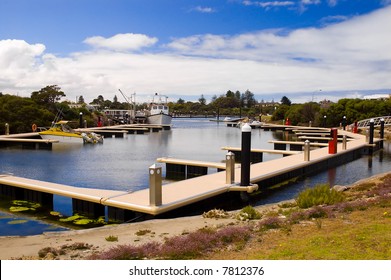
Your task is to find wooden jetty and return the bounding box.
[0,126,382,222]
[156,157,226,179]
[268,140,328,151]
[0,132,58,149]
[0,123,169,150]
[221,146,300,163]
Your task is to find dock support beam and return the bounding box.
[149,164,162,206]
[304,140,310,161]
[368,119,374,145]
[380,118,385,149]
[240,123,251,186]
[108,207,136,223]
[226,151,235,184]
[342,135,347,150]
[72,198,105,218]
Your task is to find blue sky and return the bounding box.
[1,0,391,103]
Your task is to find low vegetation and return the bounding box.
[87,174,391,260]
[202,208,230,219]
[38,243,92,259]
[105,235,118,242]
[235,205,262,221]
[89,226,252,260]
[295,183,345,208]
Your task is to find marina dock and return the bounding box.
[0,132,58,149]
[0,123,169,149]
[0,126,382,222]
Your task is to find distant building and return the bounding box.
[319,99,333,109]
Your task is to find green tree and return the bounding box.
[241,90,256,108]
[272,104,290,121]
[0,94,54,133]
[78,95,85,104]
[235,91,241,102]
[91,95,105,110]
[111,95,123,109]
[226,90,235,98]
[301,102,320,124]
[281,96,292,106]
[199,95,206,106]
[31,85,65,112]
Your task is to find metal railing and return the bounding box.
[354,116,391,128]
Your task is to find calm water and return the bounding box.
[1,118,391,236]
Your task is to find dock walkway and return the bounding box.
[0,129,375,219]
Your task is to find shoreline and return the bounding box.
[0,199,285,260]
[0,165,389,260]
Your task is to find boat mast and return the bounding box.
[118,89,136,120]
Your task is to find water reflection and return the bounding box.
[0,211,67,236]
[1,118,391,236]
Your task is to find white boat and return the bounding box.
[39,121,103,144]
[146,93,172,126]
[223,116,244,122]
[236,119,264,128]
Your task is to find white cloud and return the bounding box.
[0,39,45,70]
[1,6,390,103]
[301,0,320,5]
[192,6,215,13]
[327,0,338,7]
[83,33,158,51]
[243,1,295,9]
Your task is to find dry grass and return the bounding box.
[202,174,391,260]
[203,204,391,259]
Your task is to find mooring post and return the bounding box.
[342,135,347,150]
[328,128,338,154]
[342,116,347,130]
[380,118,385,149]
[226,151,235,184]
[304,140,310,161]
[240,123,252,186]
[309,121,312,127]
[5,123,9,135]
[353,121,358,133]
[84,119,87,128]
[79,112,83,128]
[369,118,374,145]
[149,164,162,206]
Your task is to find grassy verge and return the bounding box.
[207,204,391,259]
[204,174,391,260]
[34,172,391,260]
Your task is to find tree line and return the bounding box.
[1,85,390,134]
[0,85,95,134]
[273,97,391,127]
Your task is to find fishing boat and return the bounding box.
[39,121,103,144]
[146,93,172,126]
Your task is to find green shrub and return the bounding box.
[135,229,152,236]
[295,184,345,209]
[236,205,261,221]
[105,235,118,242]
[202,209,230,219]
